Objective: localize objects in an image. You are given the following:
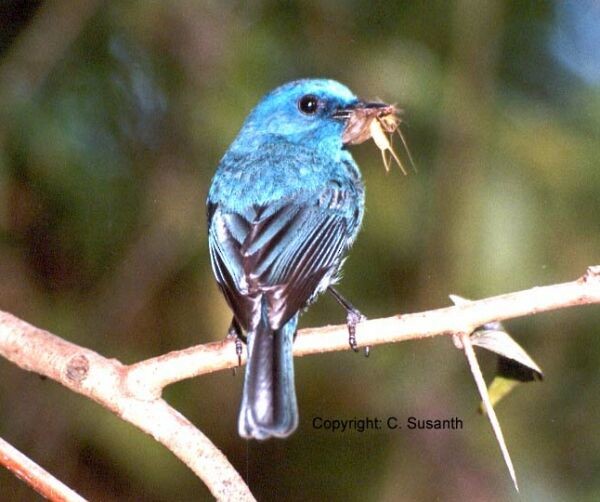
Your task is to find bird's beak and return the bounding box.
[333,101,398,146]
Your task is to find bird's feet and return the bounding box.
[346,308,368,354]
[226,318,245,369]
[328,287,370,356]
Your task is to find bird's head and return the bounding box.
[232,79,395,152]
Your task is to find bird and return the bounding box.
[207,79,391,439]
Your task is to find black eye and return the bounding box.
[298,94,319,115]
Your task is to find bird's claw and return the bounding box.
[327,287,369,356]
[226,320,245,373]
[346,309,367,353]
[235,337,243,367]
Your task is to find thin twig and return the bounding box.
[457,333,519,491]
[0,436,87,502]
[126,266,600,394]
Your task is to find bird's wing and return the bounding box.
[208,189,353,330]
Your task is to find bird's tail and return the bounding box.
[238,308,298,440]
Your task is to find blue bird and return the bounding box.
[207,79,391,439]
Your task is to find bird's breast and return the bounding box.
[209,142,363,212]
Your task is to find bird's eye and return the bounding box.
[298,94,319,115]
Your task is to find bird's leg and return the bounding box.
[328,287,370,356]
[226,318,245,369]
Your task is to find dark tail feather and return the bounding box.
[238,312,298,440]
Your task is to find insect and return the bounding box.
[342,103,416,174]
[371,110,416,174]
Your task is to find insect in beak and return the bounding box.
[334,101,415,175]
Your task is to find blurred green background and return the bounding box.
[0,0,599,500]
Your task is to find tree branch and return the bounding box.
[0,266,598,499]
[126,265,600,395]
[0,313,255,501]
[0,436,86,502]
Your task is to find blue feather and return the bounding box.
[207,79,366,439]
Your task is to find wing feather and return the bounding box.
[208,187,354,331]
